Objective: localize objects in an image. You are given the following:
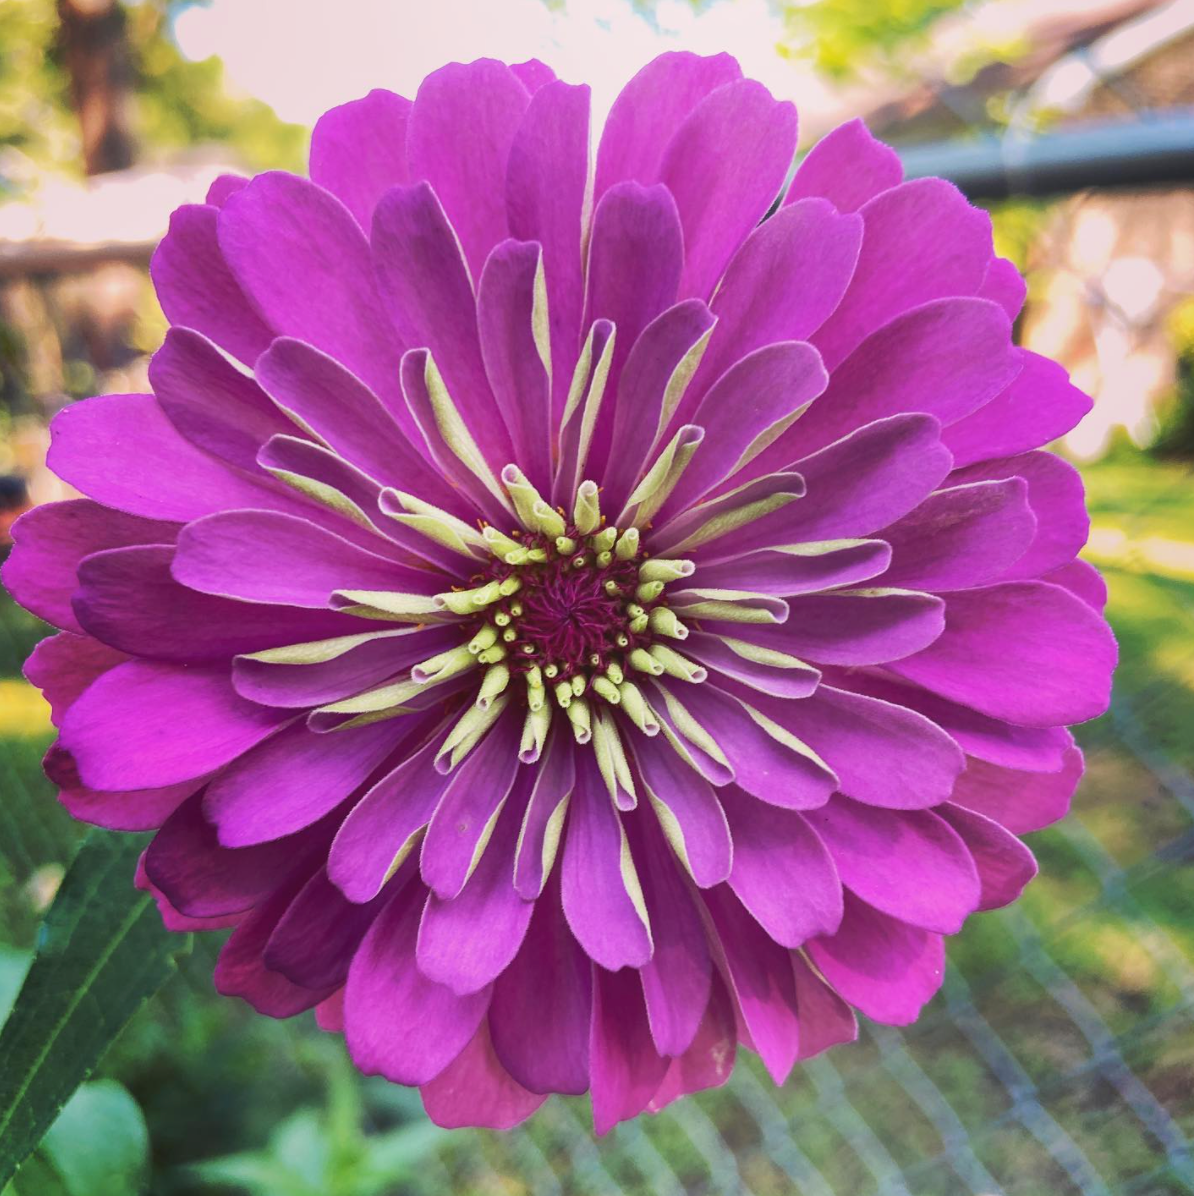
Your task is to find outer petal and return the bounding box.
[939,803,1038,911]
[149,204,273,364]
[218,172,403,404]
[944,351,1091,468]
[808,893,945,1026]
[406,59,530,278]
[60,661,290,791]
[47,395,286,523]
[561,751,653,970]
[891,581,1117,726]
[506,79,590,423]
[420,1021,545,1131]
[812,179,993,371]
[204,719,401,847]
[589,964,669,1135]
[345,880,490,1086]
[949,747,1084,834]
[2,499,176,633]
[658,79,798,300]
[149,327,294,472]
[24,632,125,725]
[785,118,903,213]
[309,88,411,229]
[490,877,592,1096]
[417,783,534,994]
[595,51,742,196]
[683,199,862,419]
[646,971,737,1112]
[804,798,981,934]
[791,297,1018,458]
[721,785,843,947]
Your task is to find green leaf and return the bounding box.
[40,1081,149,1196]
[0,830,190,1190]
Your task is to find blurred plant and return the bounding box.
[0,0,304,194]
[778,0,967,78]
[180,1051,445,1196]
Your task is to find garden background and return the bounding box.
[2,1,1193,1192]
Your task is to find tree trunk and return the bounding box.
[56,0,136,175]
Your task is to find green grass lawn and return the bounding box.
[2,450,1193,1195]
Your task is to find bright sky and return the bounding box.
[171,0,832,130]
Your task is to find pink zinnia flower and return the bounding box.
[3,53,1116,1132]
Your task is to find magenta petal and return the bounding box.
[753,683,964,811]
[602,299,718,512]
[477,239,554,491]
[629,812,713,1057]
[664,682,837,810]
[173,509,428,608]
[407,59,530,278]
[75,545,360,663]
[219,172,403,405]
[944,351,1092,468]
[254,337,452,501]
[2,499,175,633]
[61,661,290,791]
[135,852,238,932]
[685,199,862,419]
[309,89,411,229]
[978,256,1027,321]
[47,394,284,523]
[659,78,798,300]
[694,540,890,597]
[721,785,843,947]
[793,297,1018,457]
[892,581,1117,726]
[954,450,1089,581]
[417,792,534,994]
[561,751,653,970]
[664,341,827,514]
[145,792,322,919]
[880,478,1037,592]
[647,971,737,1112]
[589,964,669,1135]
[633,740,732,888]
[421,1021,546,1131]
[205,174,248,207]
[25,632,125,725]
[149,204,273,365]
[791,954,858,1060]
[513,727,576,897]
[939,803,1038,911]
[372,182,511,467]
[1045,558,1108,612]
[490,879,592,1096]
[149,327,294,473]
[583,182,684,454]
[739,414,951,551]
[204,719,399,847]
[420,710,524,899]
[510,58,555,93]
[506,79,590,424]
[345,881,490,1086]
[595,51,741,196]
[263,867,388,990]
[808,892,945,1026]
[214,870,336,1018]
[949,746,1084,834]
[785,118,903,213]
[703,884,801,1083]
[58,775,198,834]
[812,178,993,371]
[804,797,981,934]
[327,726,451,903]
[720,589,944,667]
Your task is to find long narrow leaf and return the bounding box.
[0,830,189,1189]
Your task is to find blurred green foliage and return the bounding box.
[0,0,305,194]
